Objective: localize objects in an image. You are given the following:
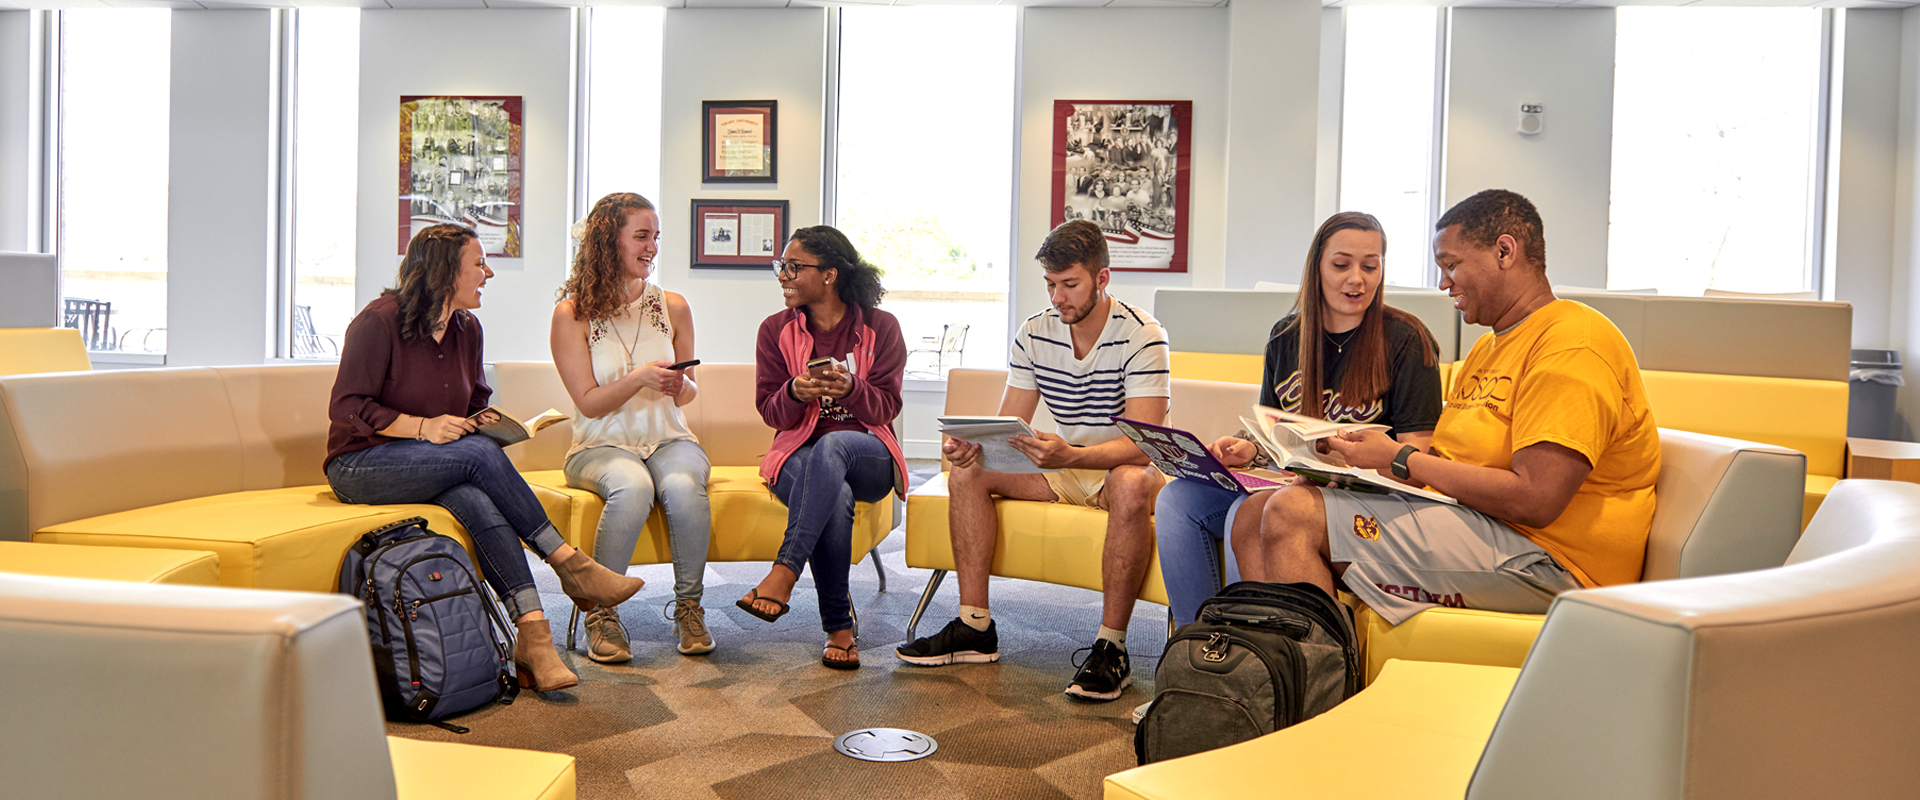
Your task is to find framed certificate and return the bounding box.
[702,100,778,183]
[690,199,789,269]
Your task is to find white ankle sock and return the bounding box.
[1097,625,1127,647]
[960,605,991,632]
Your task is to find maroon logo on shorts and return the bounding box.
[1351,515,1381,541]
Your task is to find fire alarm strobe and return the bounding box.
[1518,103,1544,135]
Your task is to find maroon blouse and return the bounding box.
[325,294,490,466]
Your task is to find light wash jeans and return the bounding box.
[1155,478,1252,627]
[326,435,566,621]
[564,439,712,604]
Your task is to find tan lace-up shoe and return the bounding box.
[670,599,715,655]
[583,605,632,664]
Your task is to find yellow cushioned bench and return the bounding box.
[0,540,219,585]
[0,327,90,376]
[1638,369,1847,528]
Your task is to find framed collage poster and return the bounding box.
[702,100,778,183]
[1050,100,1192,273]
[399,95,523,257]
[690,199,789,270]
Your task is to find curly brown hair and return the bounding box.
[563,192,658,322]
[383,224,477,344]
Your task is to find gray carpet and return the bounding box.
[386,461,1164,799]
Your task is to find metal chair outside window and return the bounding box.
[906,323,968,377]
[292,304,340,358]
[62,298,115,352]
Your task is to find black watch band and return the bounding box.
[1390,445,1419,480]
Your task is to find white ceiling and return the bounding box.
[0,0,1910,14]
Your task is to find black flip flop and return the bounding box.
[822,642,861,670]
[734,590,790,623]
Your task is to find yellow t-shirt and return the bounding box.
[1432,300,1660,588]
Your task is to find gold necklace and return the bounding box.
[1324,327,1358,355]
[605,308,639,374]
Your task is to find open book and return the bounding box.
[937,416,1059,474]
[1111,417,1290,495]
[1240,407,1456,505]
[468,406,569,447]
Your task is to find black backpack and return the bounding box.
[338,517,518,733]
[1134,581,1361,764]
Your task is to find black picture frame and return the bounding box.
[702,100,778,184]
[689,198,790,270]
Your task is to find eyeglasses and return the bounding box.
[771,259,822,280]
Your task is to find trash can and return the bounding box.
[1848,349,1903,440]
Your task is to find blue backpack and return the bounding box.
[338,517,517,732]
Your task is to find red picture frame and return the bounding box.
[398,95,523,257]
[1050,100,1192,273]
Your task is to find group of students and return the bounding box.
[323,186,1661,708]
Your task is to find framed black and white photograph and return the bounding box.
[1050,100,1192,273]
[702,100,778,184]
[399,95,523,257]
[690,198,789,269]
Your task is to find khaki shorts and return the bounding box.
[1043,467,1166,509]
[1320,488,1583,626]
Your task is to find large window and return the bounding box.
[59,10,171,354]
[290,9,361,359]
[835,6,1015,375]
[1607,8,1825,296]
[1338,7,1440,289]
[585,8,666,211]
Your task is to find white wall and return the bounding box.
[1890,8,1920,439]
[1016,8,1231,327]
[0,11,36,253]
[1222,0,1322,289]
[1834,9,1900,350]
[657,8,826,367]
[355,9,576,364]
[166,10,279,367]
[1444,9,1616,291]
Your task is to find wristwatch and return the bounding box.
[1390,445,1419,480]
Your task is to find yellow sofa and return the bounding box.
[1108,479,1920,800]
[0,362,890,603]
[0,327,90,376]
[0,572,575,800]
[0,539,219,585]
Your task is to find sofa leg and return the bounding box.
[904,569,948,643]
[870,543,887,593]
[566,605,580,652]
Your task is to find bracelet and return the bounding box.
[416,416,427,441]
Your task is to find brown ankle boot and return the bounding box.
[552,550,646,610]
[513,618,579,693]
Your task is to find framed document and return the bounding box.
[399,95,523,257]
[702,100,778,183]
[690,199,789,269]
[1050,100,1192,273]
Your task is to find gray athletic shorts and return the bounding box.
[1320,488,1583,625]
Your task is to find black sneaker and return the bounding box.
[894,618,1000,666]
[1064,638,1131,702]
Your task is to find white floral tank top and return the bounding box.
[566,280,698,459]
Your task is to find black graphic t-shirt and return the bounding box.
[1258,312,1443,437]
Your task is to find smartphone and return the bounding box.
[806,356,835,381]
[666,359,701,371]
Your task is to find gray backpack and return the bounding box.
[1134,581,1361,764]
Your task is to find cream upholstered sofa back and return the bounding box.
[0,573,400,799]
[1469,479,1920,800]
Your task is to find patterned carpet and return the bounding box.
[387,462,1165,799]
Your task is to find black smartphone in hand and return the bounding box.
[666,359,701,371]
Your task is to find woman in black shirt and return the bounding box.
[1155,211,1442,627]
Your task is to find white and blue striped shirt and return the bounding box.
[1007,298,1171,447]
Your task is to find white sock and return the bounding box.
[1097,625,1127,647]
[960,605,991,632]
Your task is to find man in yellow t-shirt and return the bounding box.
[1239,189,1660,624]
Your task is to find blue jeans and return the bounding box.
[1155,479,1252,627]
[326,436,566,621]
[565,440,712,603]
[770,430,894,634]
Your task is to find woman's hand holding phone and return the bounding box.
[631,360,686,396]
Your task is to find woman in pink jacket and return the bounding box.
[739,226,907,670]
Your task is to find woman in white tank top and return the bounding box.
[550,192,714,662]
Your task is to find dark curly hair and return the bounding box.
[1435,189,1546,270]
[790,225,886,310]
[383,224,477,344]
[563,192,657,322]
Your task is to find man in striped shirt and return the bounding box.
[896,220,1173,703]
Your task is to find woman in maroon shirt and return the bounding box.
[739,226,907,670]
[325,224,645,694]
